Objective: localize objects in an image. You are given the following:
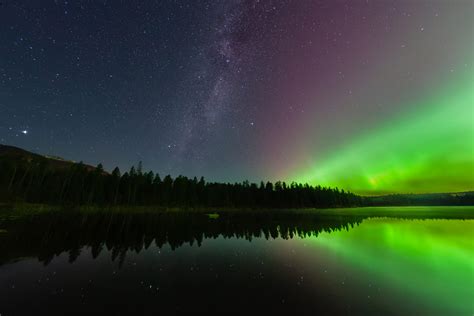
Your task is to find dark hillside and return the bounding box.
[0,144,97,172]
[364,191,474,206]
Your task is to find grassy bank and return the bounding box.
[1,203,473,221]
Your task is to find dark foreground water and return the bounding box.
[0,208,473,315]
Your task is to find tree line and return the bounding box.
[0,158,362,208]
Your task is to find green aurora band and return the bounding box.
[293,72,474,195]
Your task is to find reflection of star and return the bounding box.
[21,130,28,135]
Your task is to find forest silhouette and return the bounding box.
[1,144,472,207]
[0,152,361,208]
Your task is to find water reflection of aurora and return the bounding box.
[302,218,474,315]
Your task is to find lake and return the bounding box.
[0,207,473,315]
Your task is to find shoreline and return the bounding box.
[1,203,473,220]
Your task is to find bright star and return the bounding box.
[21,130,28,135]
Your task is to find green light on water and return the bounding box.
[310,218,474,314]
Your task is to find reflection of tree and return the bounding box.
[0,211,467,266]
[1,212,364,266]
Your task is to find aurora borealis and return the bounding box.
[292,72,474,194]
[1,1,473,195]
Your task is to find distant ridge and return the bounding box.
[365,191,474,206]
[0,144,98,172]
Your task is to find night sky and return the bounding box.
[1,1,473,195]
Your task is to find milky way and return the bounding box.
[1,1,472,194]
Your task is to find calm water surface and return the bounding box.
[0,211,473,315]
